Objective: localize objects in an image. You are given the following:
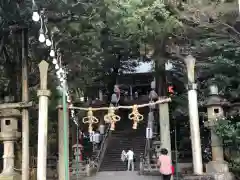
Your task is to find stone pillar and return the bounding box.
[57,96,69,180]
[129,86,133,100]
[184,55,203,174]
[37,61,51,180]
[0,109,21,180]
[204,85,233,179]
[98,90,103,101]
[158,97,172,161]
[147,111,154,132]
[58,103,65,180]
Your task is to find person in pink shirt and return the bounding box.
[157,148,172,180]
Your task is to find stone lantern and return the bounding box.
[204,85,233,179]
[71,144,83,177]
[72,144,83,162]
[0,108,21,179]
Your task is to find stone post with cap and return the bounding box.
[57,98,65,180]
[158,96,172,161]
[204,85,233,180]
[56,86,69,180]
[184,55,203,174]
[37,60,51,180]
[149,78,171,160]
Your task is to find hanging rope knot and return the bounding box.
[128,104,143,129]
[104,105,120,131]
[82,107,99,133]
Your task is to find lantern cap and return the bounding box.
[204,95,230,107]
[72,144,83,148]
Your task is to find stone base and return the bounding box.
[210,172,234,180]
[183,173,234,180]
[206,161,229,173]
[183,174,214,180]
[0,172,21,180]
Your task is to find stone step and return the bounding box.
[101,160,141,164]
[99,165,140,171]
[109,137,145,141]
[104,150,144,155]
[83,171,162,180]
[108,143,144,146]
[107,145,145,148]
[99,167,139,171]
[105,149,145,153]
[100,122,146,172]
[105,150,145,153]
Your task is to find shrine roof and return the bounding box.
[116,72,153,85]
[90,72,153,88]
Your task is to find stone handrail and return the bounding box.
[71,125,112,177]
[90,124,112,172]
[96,124,112,172]
[144,138,148,159]
[139,138,149,174]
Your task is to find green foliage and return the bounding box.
[215,117,240,171]
[104,0,181,49]
[215,119,240,146]
[194,37,240,101]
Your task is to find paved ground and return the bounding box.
[84,171,161,180]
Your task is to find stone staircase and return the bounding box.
[84,171,160,180]
[99,115,146,171]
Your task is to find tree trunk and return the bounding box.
[155,62,167,96]
[154,38,168,97]
[106,56,120,102]
[2,32,20,102]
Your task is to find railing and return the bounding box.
[145,138,151,165]
[91,124,112,172]
[143,139,147,159]
[139,138,149,174]
[27,156,58,180]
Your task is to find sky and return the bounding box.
[135,62,152,73]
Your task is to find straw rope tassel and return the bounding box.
[128,105,143,129]
[104,105,121,131]
[82,107,99,133]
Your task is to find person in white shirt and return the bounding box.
[126,148,134,171]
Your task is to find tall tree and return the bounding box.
[103,0,182,95]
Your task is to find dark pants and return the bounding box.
[162,174,171,180]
